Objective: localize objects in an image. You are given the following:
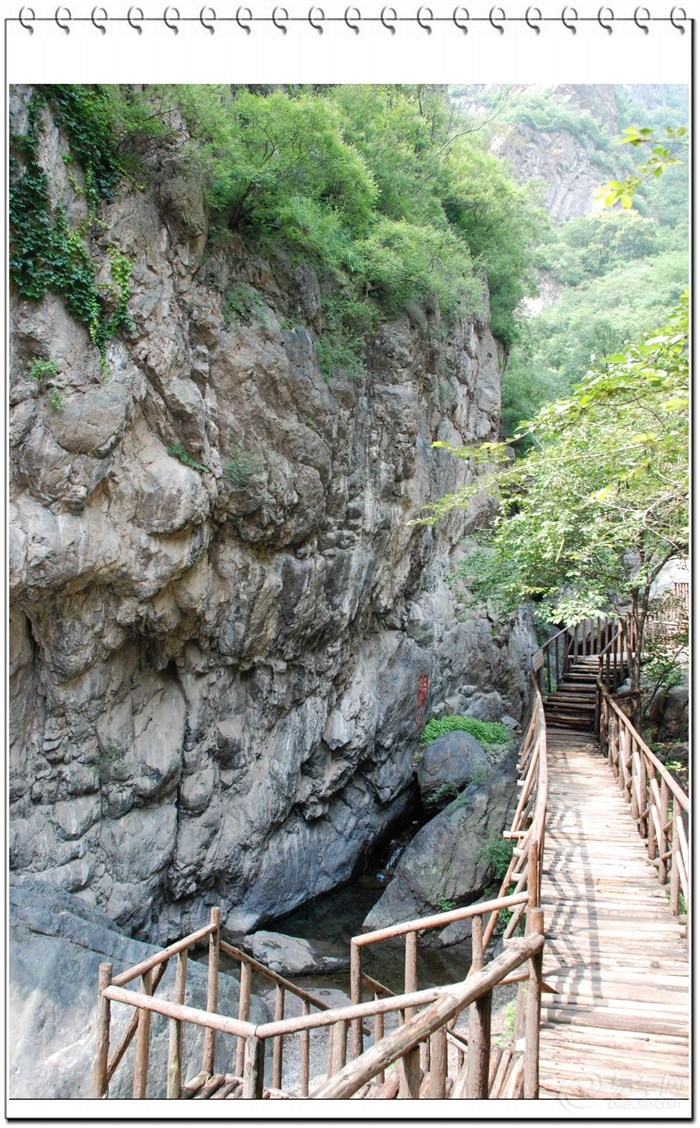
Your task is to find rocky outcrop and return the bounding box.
[416,731,489,806]
[9,90,536,944]
[9,878,268,1099]
[362,759,517,935]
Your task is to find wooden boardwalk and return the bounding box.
[538,727,690,1102]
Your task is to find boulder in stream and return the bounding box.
[362,755,517,942]
[416,730,490,807]
[239,930,350,977]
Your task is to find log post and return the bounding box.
[330,1019,348,1075]
[428,1026,447,1098]
[235,960,252,1076]
[398,930,421,1098]
[132,968,153,1098]
[523,907,544,1099]
[300,1001,311,1097]
[92,962,113,1098]
[669,797,681,915]
[374,1008,385,1084]
[202,907,221,1076]
[350,942,363,1059]
[465,915,491,1098]
[272,985,285,1090]
[167,949,188,1098]
[658,778,669,884]
[242,1034,265,1099]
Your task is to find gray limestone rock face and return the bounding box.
[9,91,537,942]
[8,879,268,1100]
[362,758,518,935]
[416,731,490,807]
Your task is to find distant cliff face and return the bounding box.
[9,88,535,942]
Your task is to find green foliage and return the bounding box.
[424,781,459,808]
[224,445,264,487]
[9,87,133,357]
[481,838,514,881]
[425,297,689,694]
[223,281,270,328]
[48,388,65,411]
[28,358,58,381]
[596,124,688,210]
[96,742,127,779]
[436,894,456,913]
[167,444,209,472]
[124,84,536,350]
[420,714,511,748]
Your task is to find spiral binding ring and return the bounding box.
[200,5,216,32]
[308,5,324,32]
[598,5,614,32]
[380,6,397,33]
[345,5,360,33]
[489,5,505,34]
[91,5,107,31]
[633,6,650,32]
[526,6,542,32]
[127,6,143,32]
[55,5,71,31]
[670,6,686,32]
[19,5,35,32]
[13,3,691,36]
[561,6,578,32]
[236,6,252,33]
[417,6,433,33]
[272,5,288,32]
[163,5,179,32]
[453,6,469,33]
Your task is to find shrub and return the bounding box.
[420,714,511,747]
[28,358,58,381]
[224,445,264,487]
[481,837,514,880]
[167,443,209,472]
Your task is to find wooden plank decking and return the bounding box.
[539,727,690,1102]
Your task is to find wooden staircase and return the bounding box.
[543,655,599,731]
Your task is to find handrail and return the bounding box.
[598,679,690,918]
[353,891,529,948]
[111,922,217,988]
[220,940,334,1012]
[602,691,689,812]
[310,930,545,1100]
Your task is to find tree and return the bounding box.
[420,295,689,709]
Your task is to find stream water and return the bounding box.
[265,819,473,997]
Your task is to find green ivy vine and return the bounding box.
[9,86,134,357]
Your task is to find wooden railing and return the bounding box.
[538,616,616,694]
[598,685,690,919]
[92,909,336,1099]
[312,924,545,1100]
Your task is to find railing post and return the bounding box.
[523,907,544,1099]
[92,962,113,1098]
[133,968,153,1098]
[350,942,363,1058]
[235,960,252,1076]
[399,932,420,1098]
[465,915,491,1098]
[429,1026,448,1098]
[242,1034,265,1099]
[272,985,285,1090]
[167,949,188,1098]
[658,779,669,885]
[300,1000,311,1097]
[202,907,221,1076]
[670,797,681,915]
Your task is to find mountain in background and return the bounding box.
[450,84,689,436]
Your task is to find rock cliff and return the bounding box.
[10,89,535,944]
